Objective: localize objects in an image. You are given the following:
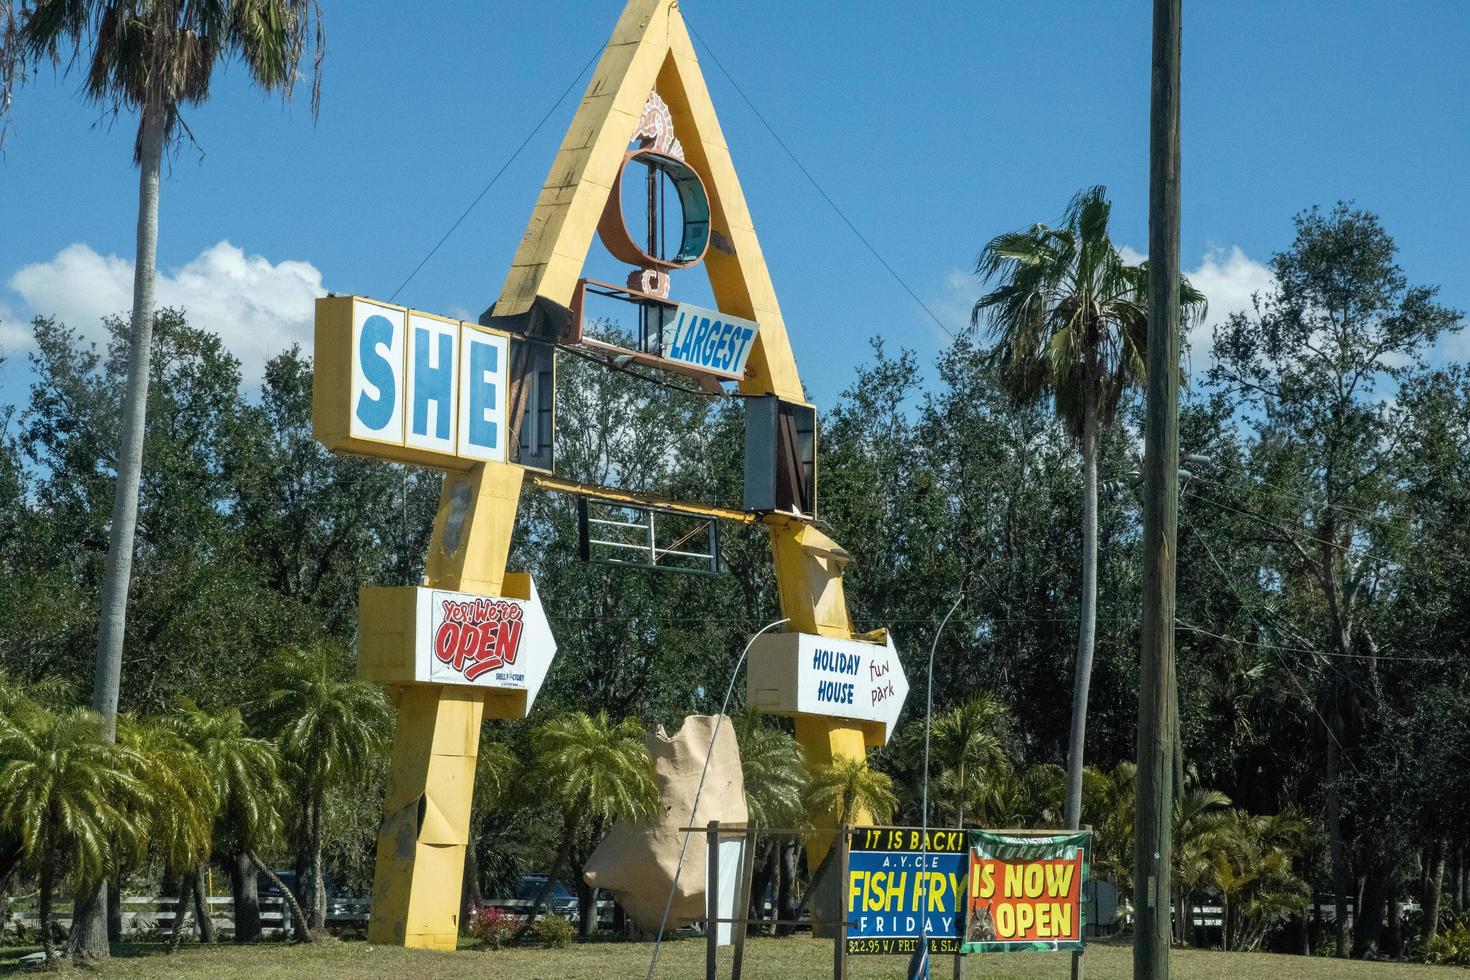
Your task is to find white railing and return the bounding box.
[5,896,371,939]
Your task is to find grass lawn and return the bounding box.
[1,936,1464,979]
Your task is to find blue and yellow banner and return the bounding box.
[845,827,967,956]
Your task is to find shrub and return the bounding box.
[1426,921,1470,966]
[533,915,574,948]
[468,906,521,949]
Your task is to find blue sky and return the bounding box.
[2,1,1467,409]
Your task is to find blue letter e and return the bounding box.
[467,338,499,452]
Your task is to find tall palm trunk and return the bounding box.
[574,871,596,938]
[75,98,167,966]
[168,874,192,952]
[1325,688,1349,957]
[231,851,263,943]
[39,839,55,964]
[1423,839,1445,944]
[750,843,776,933]
[193,862,217,943]
[308,795,326,931]
[775,840,800,937]
[460,836,482,935]
[107,879,123,943]
[1063,381,1100,831]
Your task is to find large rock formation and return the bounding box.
[583,714,748,932]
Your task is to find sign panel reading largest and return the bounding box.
[659,302,760,380]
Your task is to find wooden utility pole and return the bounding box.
[1136,1,1181,979]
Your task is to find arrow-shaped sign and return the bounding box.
[358,576,558,717]
[747,631,909,744]
[416,577,556,709]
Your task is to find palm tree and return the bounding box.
[166,701,303,943]
[1206,809,1310,952]
[972,186,1205,830]
[3,2,326,959]
[527,711,657,938]
[116,716,217,950]
[971,762,1066,831]
[733,711,808,828]
[1170,783,1231,944]
[733,712,808,933]
[805,756,897,827]
[0,674,45,936]
[899,696,1010,829]
[0,706,142,964]
[255,644,392,935]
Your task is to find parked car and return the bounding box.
[256,869,349,902]
[482,874,580,920]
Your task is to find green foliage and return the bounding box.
[732,712,807,828]
[116,714,216,878]
[530,711,657,831]
[1080,762,1135,887]
[165,701,286,856]
[805,756,897,826]
[472,739,521,824]
[254,642,392,927]
[531,914,574,949]
[4,0,325,149]
[0,699,141,889]
[1425,920,1470,966]
[897,696,1010,827]
[255,643,393,797]
[973,185,1205,436]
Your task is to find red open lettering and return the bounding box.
[465,623,504,680]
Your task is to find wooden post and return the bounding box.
[1073,823,1093,980]
[1136,1,1181,979]
[833,824,850,980]
[732,822,759,980]
[708,820,720,980]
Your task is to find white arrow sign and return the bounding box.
[747,631,909,744]
[410,578,557,708]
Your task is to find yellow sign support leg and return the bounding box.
[365,464,525,949]
[767,516,880,936]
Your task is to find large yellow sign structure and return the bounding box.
[312,0,901,949]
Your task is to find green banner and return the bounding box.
[960,830,1090,955]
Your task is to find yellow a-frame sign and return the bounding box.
[315,0,899,950]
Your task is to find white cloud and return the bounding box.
[929,268,977,343]
[969,243,1273,379]
[5,241,325,383]
[0,298,28,355]
[1182,245,1273,374]
[946,243,1270,373]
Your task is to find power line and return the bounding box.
[1176,619,1457,665]
[1173,517,1363,771]
[1182,487,1397,566]
[1189,471,1470,573]
[387,42,607,303]
[684,23,960,341]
